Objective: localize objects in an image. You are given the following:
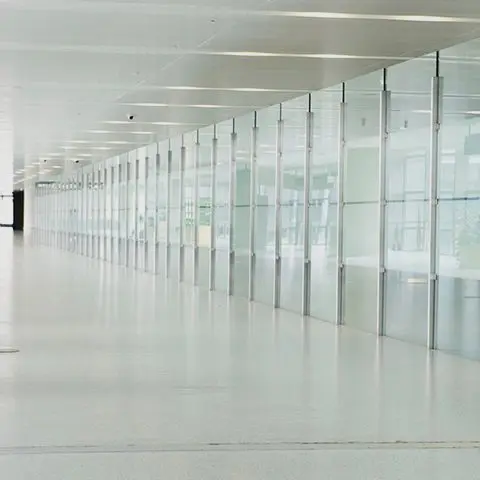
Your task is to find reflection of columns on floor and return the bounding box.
[344,147,379,259]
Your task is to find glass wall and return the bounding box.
[253,106,277,306]
[310,87,341,323]
[342,70,381,334]
[32,36,480,362]
[197,126,214,289]
[384,58,433,345]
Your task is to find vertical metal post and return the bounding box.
[377,69,391,336]
[104,166,108,260]
[179,139,186,282]
[249,112,258,302]
[154,148,160,274]
[274,104,284,308]
[336,84,347,326]
[428,52,442,350]
[228,119,237,296]
[110,165,115,262]
[302,95,314,317]
[165,146,172,278]
[144,154,149,272]
[193,131,200,285]
[88,172,93,257]
[117,161,122,265]
[134,158,139,269]
[125,160,131,267]
[210,126,218,291]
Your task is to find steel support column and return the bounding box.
[428,53,443,350]
[336,84,347,326]
[248,113,258,302]
[274,106,284,308]
[165,146,172,278]
[134,158,140,269]
[228,121,237,296]
[193,131,200,285]
[210,127,218,291]
[144,155,149,272]
[302,96,314,317]
[377,69,391,336]
[179,141,186,282]
[154,149,161,274]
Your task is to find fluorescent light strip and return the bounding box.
[121,102,250,109]
[155,86,307,93]
[263,11,480,23]
[104,120,199,126]
[205,51,408,61]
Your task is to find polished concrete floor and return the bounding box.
[1,229,480,478]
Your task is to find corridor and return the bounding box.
[0,229,480,478]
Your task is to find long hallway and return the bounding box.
[0,229,479,478]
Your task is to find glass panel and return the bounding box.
[384,57,433,345]
[169,137,182,279]
[280,96,307,313]
[119,154,128,263]
[156,142,169,276]
[254,105,278,305]
[310,86,341,323]
[136,149,146,269]
[343,70,382,333]
[146,144,157,272]
[127,152,137,266]
[436,38,480,359]
[214,120,232,293]
[233,113,253,299]
[198,126,214,289]
[183,133,196,284]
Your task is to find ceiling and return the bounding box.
[2,0,480,191]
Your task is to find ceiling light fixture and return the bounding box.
[104,120,199,127]
[121,102,248,109]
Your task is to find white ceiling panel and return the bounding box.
[2,0,480,188]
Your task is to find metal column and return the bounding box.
[228,120,237,296]
[274,105,284,308]
[179,140,186,282]
[302,95,314,317]
[193,131,200,285]
[210,127,218,291]
[104,166,108,260]
[428,53,443,350]
[144,154,149,272]
[249,112,258,302]
[336,84,347,326]
[125,160,131,267]
[134,158,139,269]
[377,69,391,336]
[110,165,115,263]
[165,146,172,278]
[154,148,161,274]
[117,161,122,265]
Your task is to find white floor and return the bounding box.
[1,230,480,478]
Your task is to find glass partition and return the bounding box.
[343,70,381,334]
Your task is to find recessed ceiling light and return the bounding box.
[77,153,93,157]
